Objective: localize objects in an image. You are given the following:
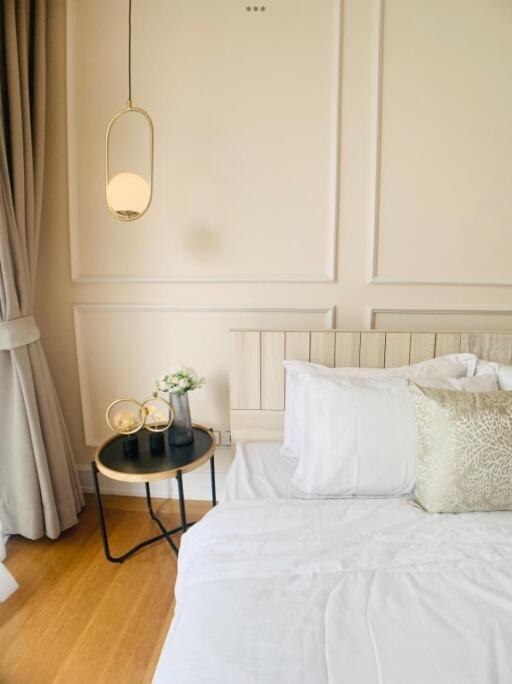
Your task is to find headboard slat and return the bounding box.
[410,333,436,364]
[261,332,285,411]
[334,332,360,367]
[460,333,512,365]
[360,332,385,368]
[310,332,335,367]
[285,331,310,363]
[435,333,461,357]
[384,332,411,368]
[230,331,261,410]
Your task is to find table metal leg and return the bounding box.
[91,461,177,563]
[91,461,118,563]
[145,482,180,555]
[210,454,217,507]
[176,469,187,531]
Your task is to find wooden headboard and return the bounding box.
[229,329,512,443]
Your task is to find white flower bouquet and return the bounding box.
[155,367,206,396]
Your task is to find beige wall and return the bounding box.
[36,0,512,497]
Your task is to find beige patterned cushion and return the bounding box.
[409,383,512,513]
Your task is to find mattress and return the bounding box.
[153,493,512,683]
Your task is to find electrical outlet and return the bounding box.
[213,430,221,446]
[222,431,232,446]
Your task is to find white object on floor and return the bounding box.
[0,518,18,602]
[152,497,512,683]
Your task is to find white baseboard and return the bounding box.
[77,464,227,501]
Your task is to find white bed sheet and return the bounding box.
[222,441,298,501]
[153,496,512,683]
[222,441,409,502]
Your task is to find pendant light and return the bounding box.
[105,0,153,221]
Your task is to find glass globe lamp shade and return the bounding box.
[106,172,151,220]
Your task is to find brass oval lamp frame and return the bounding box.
[105,104,154,222]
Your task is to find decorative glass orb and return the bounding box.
[106,172,151,220]
[106,399,145,435]
[142,394,173,433]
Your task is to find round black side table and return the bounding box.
[91,424,216,563]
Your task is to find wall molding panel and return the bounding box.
[370,0,512,286]
[66,0,342,284]
[369,0,385,285]
[369,307,512,330]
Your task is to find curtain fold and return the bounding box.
[0,0,84,540]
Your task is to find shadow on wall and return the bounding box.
[181,223,223,258]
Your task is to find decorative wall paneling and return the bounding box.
[370,308,512,333]
[371,0,512,285]
[67,0,342,283]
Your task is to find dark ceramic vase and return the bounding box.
[168,392,193,446]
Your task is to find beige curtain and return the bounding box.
[0,0,83,539]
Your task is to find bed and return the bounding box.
[152,329,512,684]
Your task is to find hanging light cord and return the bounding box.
[128,0,132,106]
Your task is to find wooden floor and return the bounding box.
[0,495,211,684]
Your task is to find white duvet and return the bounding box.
[153,497,512,683]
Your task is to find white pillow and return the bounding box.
[417,374,498,391]
[282,353,478,458]
[476,359,512,390]
[291,372,498,498]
